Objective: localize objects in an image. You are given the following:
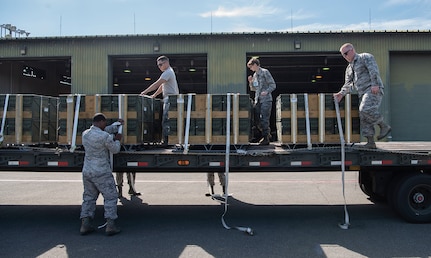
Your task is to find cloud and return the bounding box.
[273,17,431,33]
[200,3,278,18]
[285,9,316,21]
[384,0,431,6]
[370,18,431,30]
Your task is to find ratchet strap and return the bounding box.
[0,94,10,144]
[334,96,350,229]
[220,93,253,235]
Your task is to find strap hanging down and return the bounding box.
[0,94,10,144]
[334,96,350,230]
[70,94,81,153]
[220,93,253,236]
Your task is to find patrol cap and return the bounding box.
[93,113,107,122]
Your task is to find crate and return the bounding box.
[0,94,58,145]
[168,94,251,145]
[58,94,162,145]
[276,93,360,144]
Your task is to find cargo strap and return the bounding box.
[220,93,253,236]
[334,96,350,229]
[183,94,193,154]
[70,94,81,153]
[0,94,10,144]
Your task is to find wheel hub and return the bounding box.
[413,192,425,204]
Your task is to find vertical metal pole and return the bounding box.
[304,93,312,150]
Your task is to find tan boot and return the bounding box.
[80,217,95,235]
[105,219,121,236]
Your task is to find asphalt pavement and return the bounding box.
[1,171,431,258]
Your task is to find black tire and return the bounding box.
[386,174,409,209]
[393,174,431,223]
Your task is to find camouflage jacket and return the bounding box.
[82,123,121,176]
[250,67,276,104]
[339,53,384,97]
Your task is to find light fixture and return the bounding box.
[153,42,160,52]
[189,60,196,72]
[123,61,131,73]
[20,46,26,55]
[294,40,301,49]
[144,70,151,81]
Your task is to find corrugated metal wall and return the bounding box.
[1,32,430,94]
[1,31,431,140]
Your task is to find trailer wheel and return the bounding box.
[394,174,431,223]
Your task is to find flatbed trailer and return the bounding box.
[1,141,431,223]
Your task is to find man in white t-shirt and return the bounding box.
[140,56,179,145]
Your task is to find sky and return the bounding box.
[1,0,431,37]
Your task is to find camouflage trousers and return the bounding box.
[162,100,171,142]
[115,172,136,188]
[207,172,226,187]
[252,100,272,137]
[359,91,384,138]
[80,172,118,220]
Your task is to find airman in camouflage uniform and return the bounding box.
[116,172,141,197]
[247,58,277,145]
[207,172,226,195]
[334,43,391,149]
[80,113,123,236]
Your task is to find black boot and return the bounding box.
[80,217,95,235]
[117,186,122,198]
[128,187,141,196]
[259,135,270,145]
[105,219,121,236]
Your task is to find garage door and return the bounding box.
[390,53,431,140]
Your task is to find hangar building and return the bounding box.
[0,31,430,140]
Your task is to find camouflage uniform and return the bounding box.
[338,53,385,138]
[207,172,226,195]
[250,67,276,138]
[80,123,121,220]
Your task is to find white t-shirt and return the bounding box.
[160,67,179,99]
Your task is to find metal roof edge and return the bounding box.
[1,30,430,41]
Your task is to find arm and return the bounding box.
[140,78,166,96]
[364,53,384,94]
[334,65,354,102]
[104,119,124,134]
[104,134,122,154]
[248,74,256,91]
[151,85,163,98]
[262,69,276,95]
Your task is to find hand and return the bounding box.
[117,119,124,125]
[333,93,343,103]
[114,133,122,141]
[371,85,380,94]
[140,90,147,96]
[260,91,268,96]
[248,75,253,83]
